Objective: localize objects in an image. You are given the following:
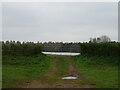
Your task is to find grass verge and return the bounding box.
[73,55,118,88]
[2,54,51,88]
[55,56,68,76]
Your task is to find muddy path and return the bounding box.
[21,55,92,88]
[53,56,92,88]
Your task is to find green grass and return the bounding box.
[3,54,119,88]
[2,54,51,88]
[73,55,118,88]
[55,56,68,76]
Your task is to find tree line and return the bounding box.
[2,41,42,56]
[80,42,119,56]
[42,42,80,52]
[1,41,119,56]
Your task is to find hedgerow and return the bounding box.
[2,41,42,56]
[80,42,119,56]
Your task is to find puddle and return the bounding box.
[42,52,80,55]
[62,76,79,79]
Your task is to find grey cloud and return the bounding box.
[2,2,118,42]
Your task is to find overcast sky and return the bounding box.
[2,2,118,42]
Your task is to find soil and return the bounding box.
[21,55,93,88]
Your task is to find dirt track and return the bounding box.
[21,55,92,88]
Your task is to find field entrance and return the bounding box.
[20,55,92,88]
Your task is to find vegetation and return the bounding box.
[55,56,68,76]
[73,42,119,88]
[90,35,111,43]
[80,42,119,56]
[2,41,119,88]
[2,41,42,56]
[73,55,118,88]
[2,54,51,88]
[43,42,80,52]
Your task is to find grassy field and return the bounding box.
[2,54,51,88]
[73,55,118,88]
[2,54,119,88]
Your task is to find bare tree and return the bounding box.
[89,35,111,43]
[100,35,111,42]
